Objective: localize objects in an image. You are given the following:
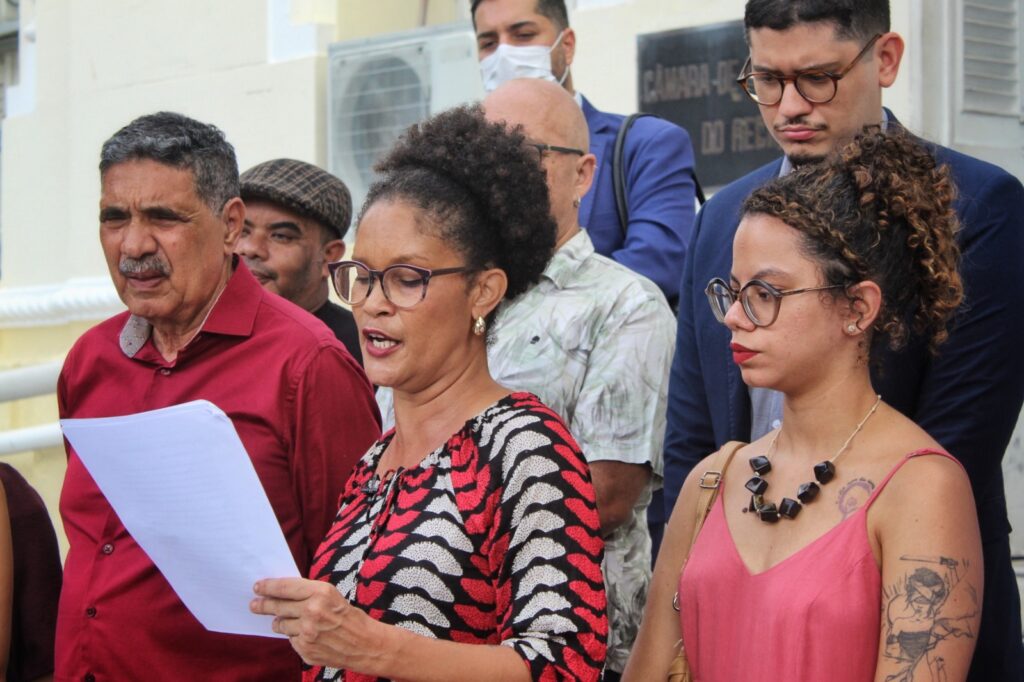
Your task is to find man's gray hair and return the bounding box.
[99,111,240,212]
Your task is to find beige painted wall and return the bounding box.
[1,1,328,288]
[336,0,468,41]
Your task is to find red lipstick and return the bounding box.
[730,342,758,365]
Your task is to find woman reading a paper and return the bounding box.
[249,106,608,681]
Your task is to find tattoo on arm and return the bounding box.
[881,555,979,682]
[836,477,875,519]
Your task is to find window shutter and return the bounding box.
[963,0,1021,116]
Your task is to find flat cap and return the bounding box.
[240,159,352,239]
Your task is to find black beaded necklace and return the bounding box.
[744,395,882,523]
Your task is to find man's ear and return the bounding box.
[322,239,346,276]
[875,32,904,89]
[561,27,576,68]
[471,267,508,320]
[221,197,246,251]
[575,152,597,202]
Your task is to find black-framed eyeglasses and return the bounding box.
[705,277,846,327]
[736,33,882,106]
[526,142,585,162]
[328,260,474,309]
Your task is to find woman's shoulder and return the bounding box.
[472,392,580,445]
[465,391,587,472]
[882,447,969,497]
[867,433,973,530]
[867,414,967,492]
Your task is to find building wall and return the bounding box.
[336,0,468,40]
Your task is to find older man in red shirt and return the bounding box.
[55,112,381,682]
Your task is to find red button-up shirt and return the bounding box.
[55,263,381,682]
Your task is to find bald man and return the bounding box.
[484,79,675,681]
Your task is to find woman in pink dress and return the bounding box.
[624,128,983,681]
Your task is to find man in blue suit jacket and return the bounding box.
[663,2,1024,679]
[576,97,695,308]
[471,0,696,307]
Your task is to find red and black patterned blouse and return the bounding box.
[306,392,608,681]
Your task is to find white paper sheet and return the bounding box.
[60,399,300,638]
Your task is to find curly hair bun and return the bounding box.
[744,126,963,354]
[364,104,557,304]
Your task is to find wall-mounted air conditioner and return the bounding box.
[327,22,484,227]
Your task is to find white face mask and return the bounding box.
[479,30,569,93]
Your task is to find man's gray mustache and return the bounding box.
[119,256,170,276]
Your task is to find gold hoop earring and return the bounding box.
[572,197,580,208]
[473,316,486,336]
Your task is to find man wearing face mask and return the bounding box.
[471,0,697,312]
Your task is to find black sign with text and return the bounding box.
[638,21,780,188]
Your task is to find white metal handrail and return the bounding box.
[0,422,62,456]
[0,359,62,402]
[0,360,63,456]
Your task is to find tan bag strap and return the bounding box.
[687,440,745,553]
[671,440,746,611]
[668,442,746,680]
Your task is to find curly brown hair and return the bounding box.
[743,127,962,353]
[360,104,556,329]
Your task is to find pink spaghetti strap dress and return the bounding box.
[677,449,958,681]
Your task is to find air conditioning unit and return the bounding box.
[327,22,484,228]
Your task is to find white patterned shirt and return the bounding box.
[487,229,675,672]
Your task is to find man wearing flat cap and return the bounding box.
[237,158,362,365]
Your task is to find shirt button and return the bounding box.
[85,606,97,618]
[101,543,114,555]
[771,419,782,429]
[85,674,96,682]
[159,368,171,376]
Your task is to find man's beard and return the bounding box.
[788,152,827,167]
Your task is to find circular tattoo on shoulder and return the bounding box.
[837,477,875,519]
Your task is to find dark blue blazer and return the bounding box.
[663,119,1024,678]
[579,96,696,306]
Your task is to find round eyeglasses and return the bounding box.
[705,277,845,327]
[329,260,473,309]
[736,33,882,106]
